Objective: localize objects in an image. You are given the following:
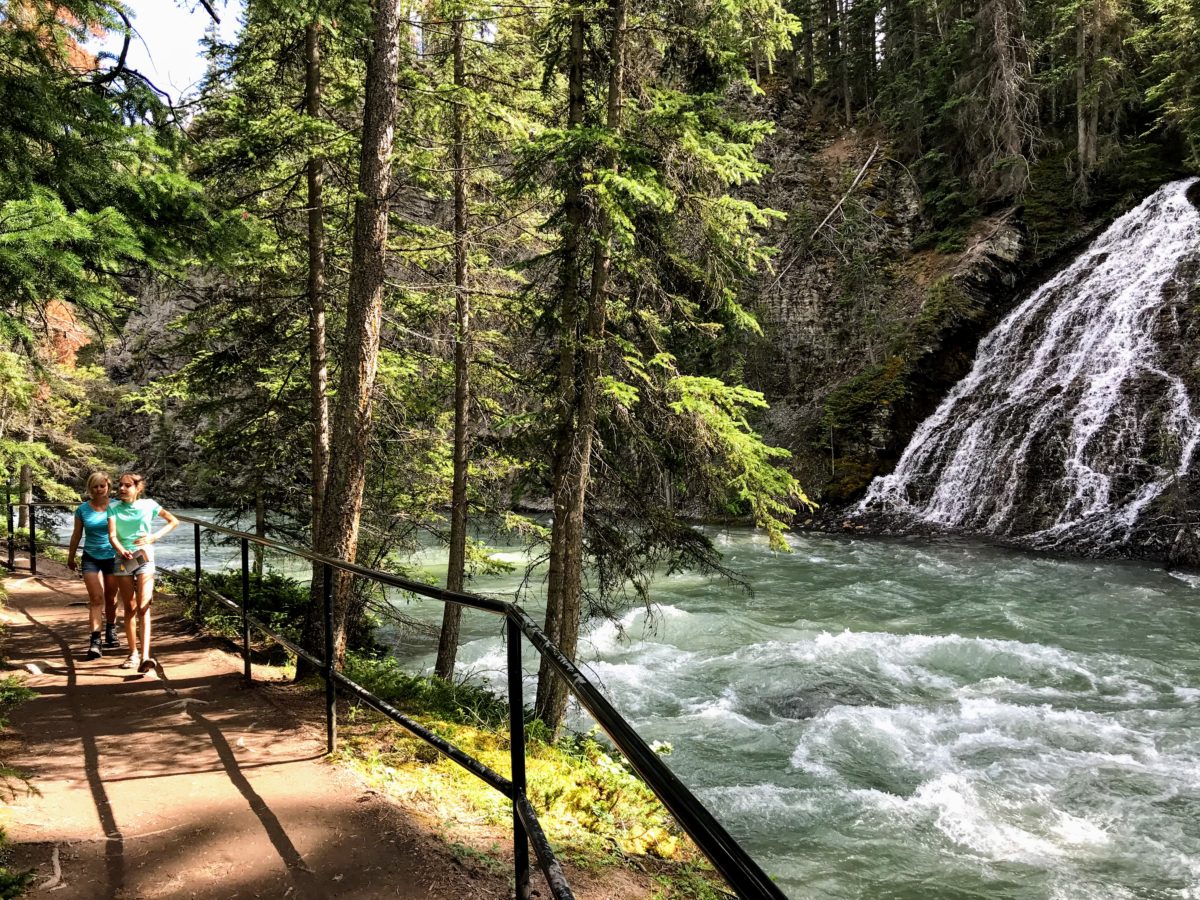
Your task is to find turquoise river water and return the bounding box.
[144,518,1200,899]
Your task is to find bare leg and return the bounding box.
[82,571,105,632]
[117,576,137,653]
[104,574,119,628]
[135,573,154,660]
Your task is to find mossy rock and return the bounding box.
[822,459,880,502]
[821,354,909,432]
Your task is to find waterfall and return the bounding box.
[859,179,1200,552]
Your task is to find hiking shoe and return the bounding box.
[137,657,156,674]
[103,627,119,649]
[120,652,141,670]
[86,635,102,660]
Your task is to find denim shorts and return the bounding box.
[81,552,116,576]
[113,552,155,578]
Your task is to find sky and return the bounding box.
[93,1,244,102]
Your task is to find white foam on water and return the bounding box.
[912,773,1065,861]
[1166,570,1200,588]
[1051,811,1112,847]
[581,603,692,655]
[699,783,821,820]
[782,678,1200,881]
[790,741,839,779]
[402,525,1200,899]
[766,629,1106,696]
[677,686,768,733]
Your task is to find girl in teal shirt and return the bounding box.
[107,472,179,672]
[66,472,120,659]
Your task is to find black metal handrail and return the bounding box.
[5,496,787,899]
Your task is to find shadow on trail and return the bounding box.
[3,566,536,900]
[19,604,126,900]
[143,663,316,890]
[186,704,315,880]
[18,586,317,893]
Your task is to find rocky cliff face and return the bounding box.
[742,88,1027,513]
[746,93,1200,568]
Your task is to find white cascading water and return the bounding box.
[859,178,1200,550]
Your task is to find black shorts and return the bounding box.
[81,552,116,576]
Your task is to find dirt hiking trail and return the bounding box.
[0,561,650,899]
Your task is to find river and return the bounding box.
[124,515,1200,897]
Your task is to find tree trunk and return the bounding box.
[1075,5,1097,193]
[535,0,626,734]
[535,0,588,731]
[296,19,333,681]
[306,20,330,536]
[434,12,472,682]
[17,461,30,529]
[840,0,852,122]
[803,19,815,85]
[825,0,841,77]
[254,488,265,576]
[305,0,403,669]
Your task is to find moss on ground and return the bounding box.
[337,655,730,897]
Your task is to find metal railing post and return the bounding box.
[5,480,13,570]
[241,537,251,683]
[28,503,36,575]
[323,563,336,754]
[507,617,531,900]
[193,522,202,622]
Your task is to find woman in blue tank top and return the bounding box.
[66,472,120,660]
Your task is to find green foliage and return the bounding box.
[821,355,909,433]
[0,678,34,732]
[0,2,224,507]
[0,351,117,501]
[0,669,36,897]
[0,1,216,339]
[506,0,810,624]
[0,834,32,900]
[345,654,512,728]
[1136,0,1200,165]
[165,569,385,660]
[819,273,989,498]
[910,275,983,348]
[669,375,812,548]
[339,656,716,869]
[0,526,60,557]
[193,571,312,646]
[861,0,1195,234]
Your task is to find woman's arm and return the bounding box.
[136,507,179,546]
[108,517,132,559]
[67,514,83,571]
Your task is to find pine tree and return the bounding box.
[0,1,213,344]
[515,0,809,732]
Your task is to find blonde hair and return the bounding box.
[118,472,146,499]
[86,472,111,492]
